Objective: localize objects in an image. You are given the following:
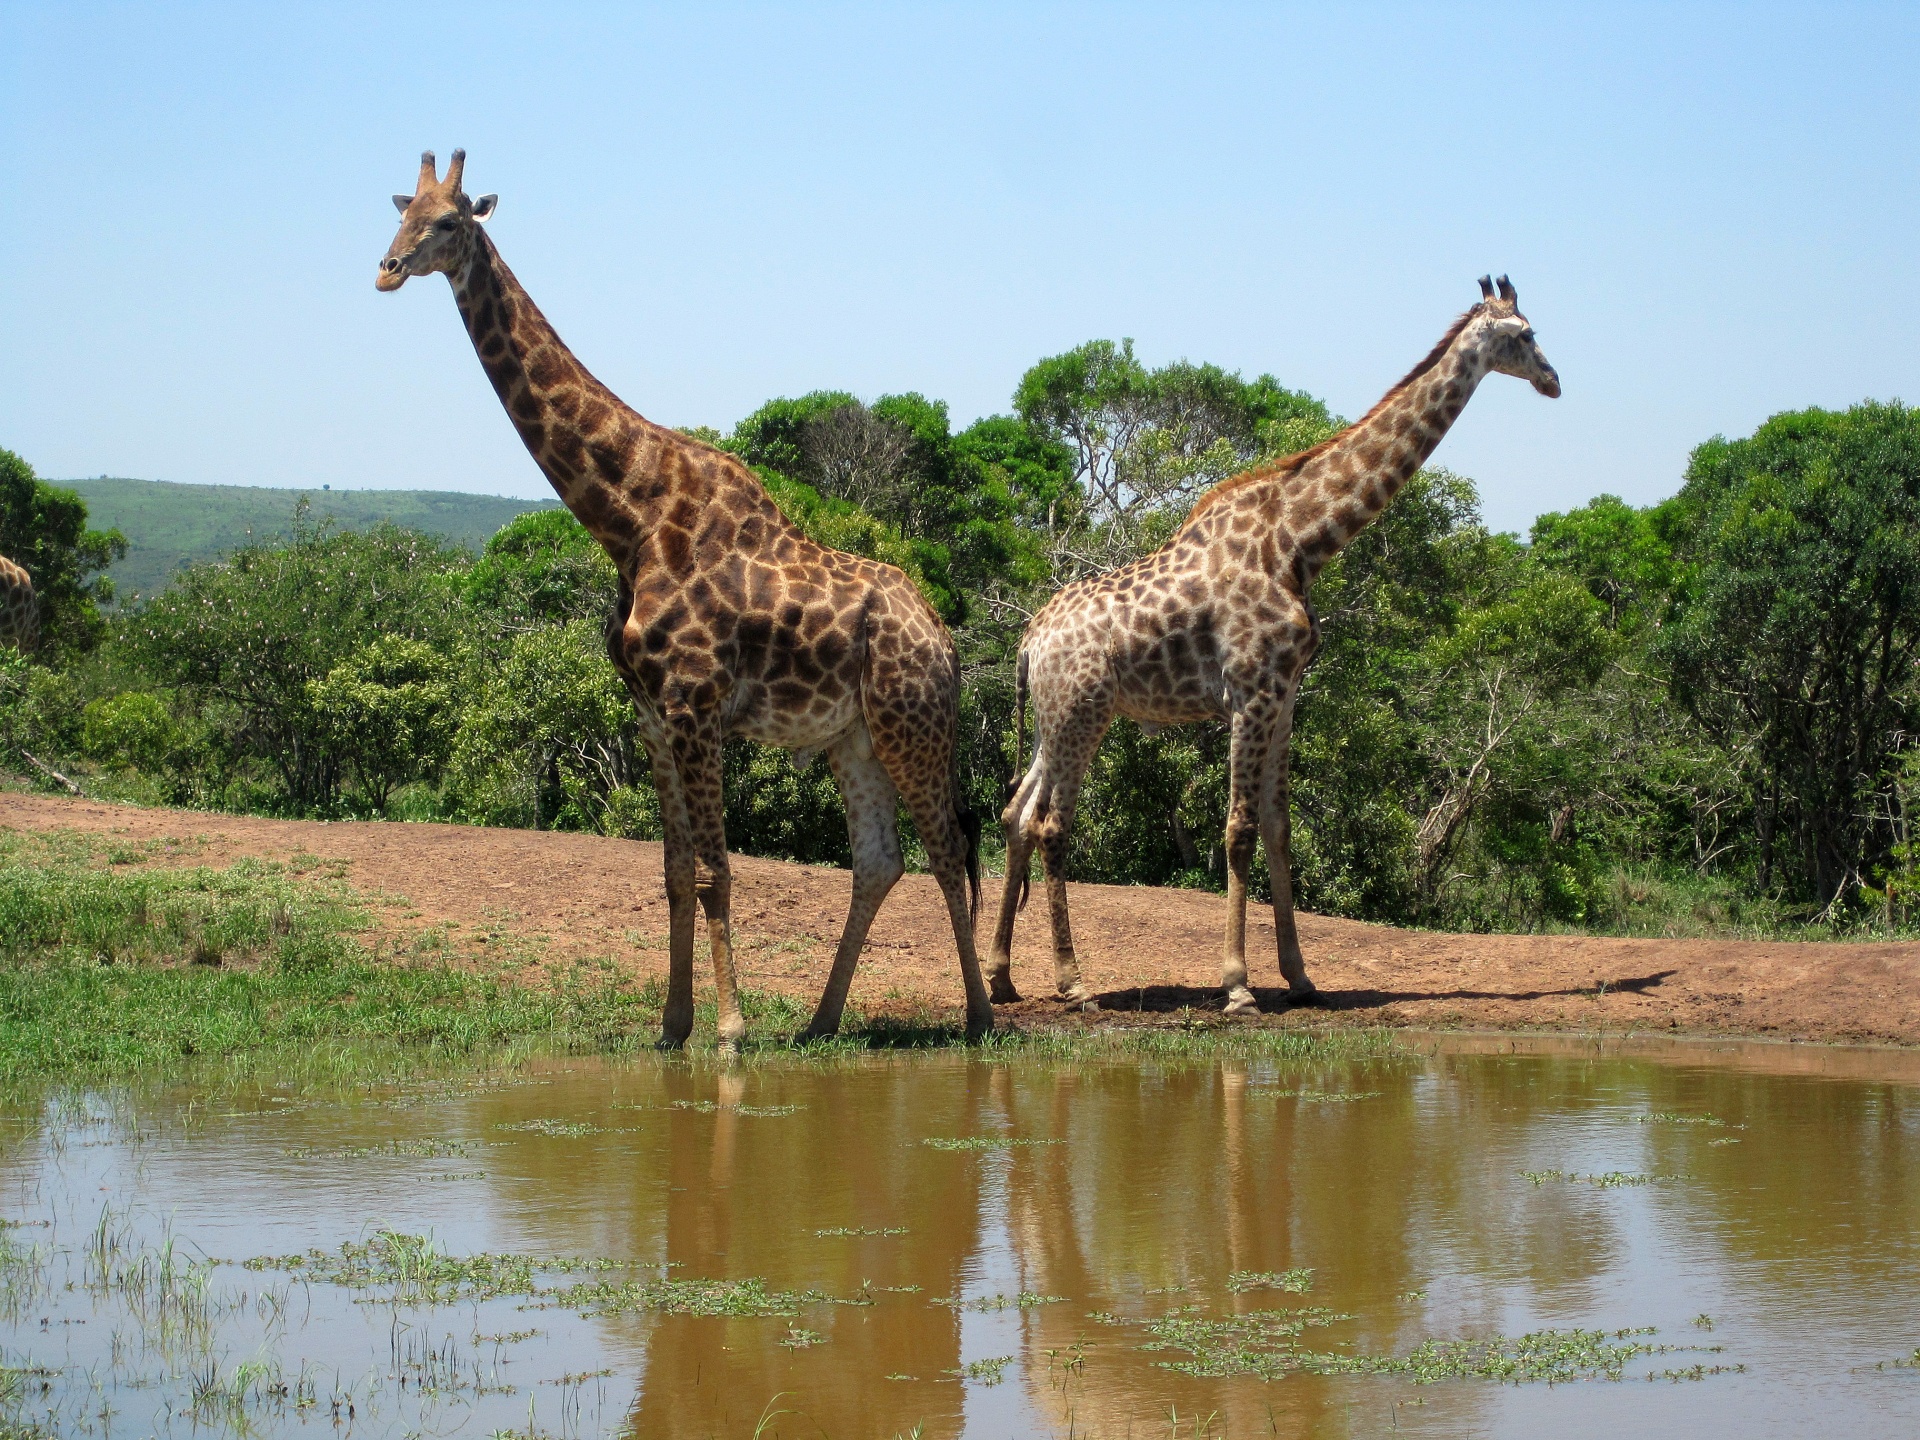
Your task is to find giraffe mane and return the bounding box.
[1183,303,1486,521]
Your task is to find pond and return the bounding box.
[3,1032,1919,1438]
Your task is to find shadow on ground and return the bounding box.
[1086,971,1678,1015]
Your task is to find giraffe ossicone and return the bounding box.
[990,279,1559,1015]
[378,149,994,1049]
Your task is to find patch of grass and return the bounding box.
[668,1099,800,1116]
[0,830,1403,1085]
[0,831,654,1086]
[1227,1269,1313,1294]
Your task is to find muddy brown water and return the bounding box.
[3,1034,1919,1438]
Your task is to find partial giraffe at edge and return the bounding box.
[0,555,38,654]
[991,277,1561,1014]
[377,150,992,1050]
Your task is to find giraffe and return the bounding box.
[0,556,37,653]
[377,150,993,1049]
[989,277,1560,1013]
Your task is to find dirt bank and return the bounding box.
[7,791,1919,1047]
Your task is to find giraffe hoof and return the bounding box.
[988,974,1021,1005]
[1287,980,1320,1006]
[965,1009,996,1043]
[655,1033,690,1053]
[1056,985,1094,1009]
[1223,988,1259,1017]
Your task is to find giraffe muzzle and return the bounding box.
[376,254,411,292]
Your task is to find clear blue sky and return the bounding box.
[3,2,1916,534]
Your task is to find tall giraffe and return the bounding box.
[990,278,1560,1012]
[0,556,37,653]
[378,150,993,1048]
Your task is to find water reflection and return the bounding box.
[2,1037,1919,1438]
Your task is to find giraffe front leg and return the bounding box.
[802,735,905,1041]
[672,719,745,1056]
[1222,702,1277,1016]
[1260,703,1315,1002]
[651,748,698,1051]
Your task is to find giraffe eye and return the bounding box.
[435,217,457,233]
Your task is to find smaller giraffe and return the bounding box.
[990,277,1560,1013]
[0,556,38,653]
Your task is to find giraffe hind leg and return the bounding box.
[899,773,995,1040]
[1024,700,1110,1008]
[988,750,1046,1004]
[1221,699,1279,1017]
[801,730,905,1041]
[1260,693,1316,1000]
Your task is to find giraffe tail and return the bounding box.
[957,797,982,923]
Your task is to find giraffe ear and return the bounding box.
[471,194,498,221]
[392,195,412,214]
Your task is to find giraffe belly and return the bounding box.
[729,686,863,753]
[1112,655,1229,728]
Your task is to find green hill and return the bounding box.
[62,478,560,602]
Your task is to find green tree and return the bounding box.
[0,447,126,658]
[1658,401,1920,910]
[130,513,469,811]
[309,636,456,813]
[448,619,649,835]
[465,508,619,631]
[1013,340,1337,577]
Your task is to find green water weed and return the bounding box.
[814,1226,907,1237]
[543,1274,812,1319]
[242,1230,629,1304]
[933,1291,1064,1311]
[921,1135,1062,1151]
[1227,1269,1313,1294]
[945,1355,1014,1385]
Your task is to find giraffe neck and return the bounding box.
[445,230,767,559]
[1285,330,1486,584]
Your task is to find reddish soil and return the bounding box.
[8,791,1920,1047]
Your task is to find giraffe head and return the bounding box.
[1469,275,1560,398]
[376,149,497,292]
